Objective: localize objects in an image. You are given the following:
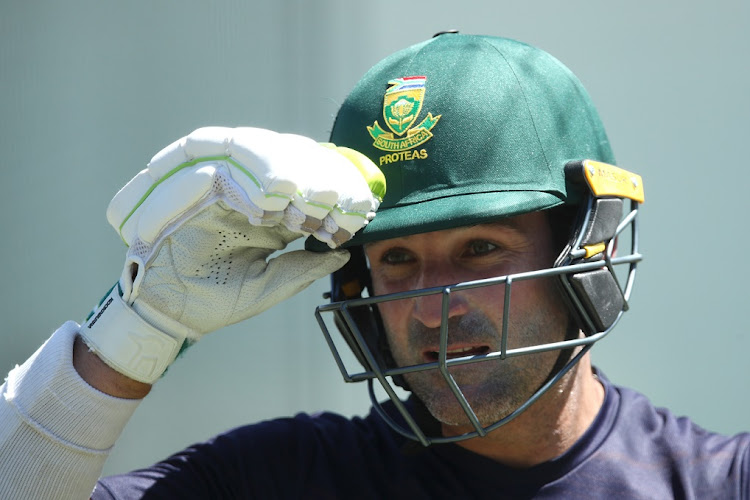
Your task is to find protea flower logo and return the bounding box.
[367,76,441,155]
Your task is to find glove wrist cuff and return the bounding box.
[80,284,184,384]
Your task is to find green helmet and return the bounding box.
[313,32,644,445]
[330,32,615,245]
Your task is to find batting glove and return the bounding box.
[80,127,385,384]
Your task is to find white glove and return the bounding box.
[80,127,385,384]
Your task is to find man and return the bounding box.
[1,32,748,499]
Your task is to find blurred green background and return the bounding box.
[1,0,748,476]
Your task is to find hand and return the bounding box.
[80,127,384,384]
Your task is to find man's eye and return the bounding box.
[381,249,414,265]
[466,240,499,257]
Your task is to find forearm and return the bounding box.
[0,322,142,499]
[74,334,152,399]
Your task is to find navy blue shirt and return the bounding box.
[94,374,750,499]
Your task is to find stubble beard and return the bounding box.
[387,303,567,428]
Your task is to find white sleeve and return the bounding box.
[0,321,142,499]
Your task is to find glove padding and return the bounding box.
[80,127,384,383]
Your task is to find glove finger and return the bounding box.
[177,127,295,215]
[279,145,383,247]
[284,136,347,223]
[136,165,218,245]
[148,127,302,215]
[304,145,385,248]
[225,127,301,212]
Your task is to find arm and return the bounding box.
[73,334,152,400]
[0,323,143,499]
[0,127,382,499]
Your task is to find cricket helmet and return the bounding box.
[307,32,644,445]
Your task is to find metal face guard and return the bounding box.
[315,197,641,445]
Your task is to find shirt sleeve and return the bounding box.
[0,321,142,499]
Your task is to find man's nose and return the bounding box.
[411,272,470,329]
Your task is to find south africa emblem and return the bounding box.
[367,76,441,152]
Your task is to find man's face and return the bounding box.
[364,211,569,428]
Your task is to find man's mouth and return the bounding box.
[424,345,490,362]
